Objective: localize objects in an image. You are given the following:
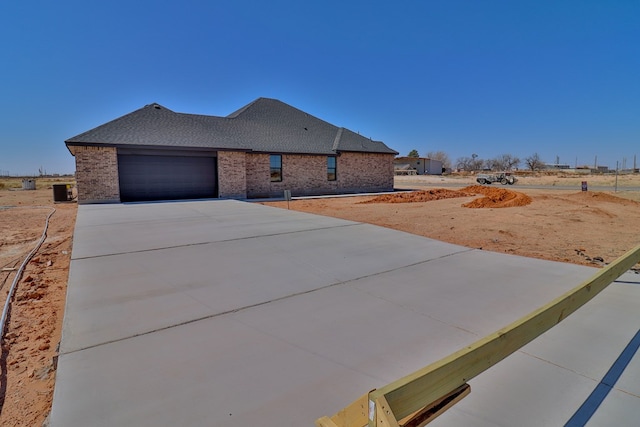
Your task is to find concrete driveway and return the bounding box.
[50,200,640,426]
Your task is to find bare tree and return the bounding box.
[488,154,520,171]
[524,153,545,171]
[484,158,499,170]
[455,156,471,171]
[456,155,484,171]
[425,150,451,169]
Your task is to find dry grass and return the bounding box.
[0,176,75,191]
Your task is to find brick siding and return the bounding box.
[339,152,395,192]
[246,152,394,198]
[69,146,120,203]
[70,146,394,202]
[218,151,247,198]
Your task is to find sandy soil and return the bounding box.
[395,171,640,189]
[0,186,75,427]
[0,172,639,425]
[264,175,640,267]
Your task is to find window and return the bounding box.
[270,154,282,182]
[327,156,337,181]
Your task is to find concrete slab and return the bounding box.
[71,200,357,259]
[435,276,640,427]
[50,200,640,426]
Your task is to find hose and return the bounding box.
[0,207,56,341]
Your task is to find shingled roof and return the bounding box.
[66,98,397,155]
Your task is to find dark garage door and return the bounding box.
[118,154,218,202]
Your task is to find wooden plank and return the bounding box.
[315,416,340,427]
[325,392,370,427]
[369,243,640,423]
[399,383,470,427]
[373,395,401,427]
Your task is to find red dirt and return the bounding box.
[360,186,532,209]
[459,185,533,208]
[0,189,75,426]
[360,188,473,203]
[2,178,640,424]
[263,187,640,268]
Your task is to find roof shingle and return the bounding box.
[65,98,398,155]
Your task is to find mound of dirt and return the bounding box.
[565,191,640,206]
[460,185,532,208]
[360,189,472,204]
[359,187,532,208]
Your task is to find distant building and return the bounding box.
[543,163,571,170]
[394,157,443,175]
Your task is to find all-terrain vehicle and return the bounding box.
[476,172,517,185]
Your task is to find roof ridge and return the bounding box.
[332,127,344,151]
[65,103,176,143]
[226,97,267,118]
[179,111,231,121]
[145,103,173,112]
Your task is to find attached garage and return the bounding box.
[65,98,398,203]
[118,152,218,202]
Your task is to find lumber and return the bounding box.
[315,416,340,427]
[372,396,400,427]
[320,392,370,427]
[398,384,470,427]
[317,243,640,427]
[370,243,640,422]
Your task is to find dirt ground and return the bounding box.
[264,174,640,267]
[1,172,640,425]
[0,181,75,427]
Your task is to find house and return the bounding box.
[393,157,443,175]
[65,98,398,203]
[543,163,571,170]
[393,164,417,175]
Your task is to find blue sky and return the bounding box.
[1,1,639,175]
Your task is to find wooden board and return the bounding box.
[369,244,640,422]
[318,244,640,426]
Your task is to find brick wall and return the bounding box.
[245,152,394,198]
[69,146,120,203]
[218,151,247,198]
[69,146,394,202]
[338,152,395,192]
